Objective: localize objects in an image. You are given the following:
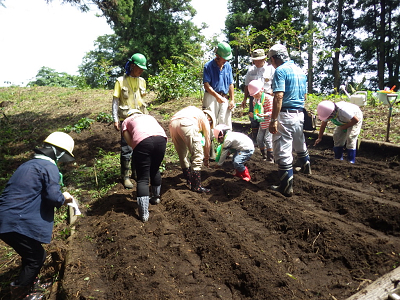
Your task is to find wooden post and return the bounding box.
[346,266,400,300]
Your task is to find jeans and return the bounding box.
[233,149,254,172]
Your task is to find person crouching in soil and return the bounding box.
[314,100,363,163]
[169,106,215,193]
[214,124,255,181]
[122,109,167,222]
[0,132,76,300]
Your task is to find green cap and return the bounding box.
[216,42,233,60]
[129,53,147,70]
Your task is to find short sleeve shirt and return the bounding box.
[272,60,307,109]
[244,64,275,93]
[203,59,234,94]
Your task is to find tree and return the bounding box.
[225,0,308,89]
[356,0,400,90]
[91,0,205,75]
[27,67,80,87]
[78,34,120,89]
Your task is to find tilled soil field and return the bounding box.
[1,95,400,300]
[55,119,400,300]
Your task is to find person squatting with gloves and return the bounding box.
[214,124,255,182]
[112,53,148,189]
[314,100,363,163]
[248,79,274,163]
[267,44,312,197]
[0,132,76,300]
[121,109,167,222]
[169,106,215,193]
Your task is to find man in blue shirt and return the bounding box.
[0,132,76,299]
[203,42,235,128]
[203,42,235,159]
[268,44,312,197]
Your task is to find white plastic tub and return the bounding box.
[349,91,367,107]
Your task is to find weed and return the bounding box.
[63,117,95,133]
[96,112,113,123]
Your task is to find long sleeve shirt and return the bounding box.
[0,158,65,244]
[218,132,254,165]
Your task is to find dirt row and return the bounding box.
[59,123,400,299]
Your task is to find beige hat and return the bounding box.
[251,49,266,60]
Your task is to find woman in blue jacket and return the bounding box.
[0,132,76,300]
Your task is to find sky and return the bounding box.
[0,0,228,87]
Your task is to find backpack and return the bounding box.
[303,108,316,131]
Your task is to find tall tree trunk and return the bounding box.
[378,0,386,89]
[307,0,314,93]
[333,0,344,92]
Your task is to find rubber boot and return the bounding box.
[10,282,30,300]
[209,139,216,161]
[121,160,134,189]
[333,146,344,160]
[191,170,210,193]
[260,148,267,160]
[295,151,312,174]
[137,196,149,222]
[270,165,293,197]
[150,185,161,205]
[266,151,274,164]
[182,168,192,189]
[347,149,356,164]
[236,167,251,181]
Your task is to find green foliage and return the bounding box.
[83,0,205,78]
[78,35,121,89]
[63,117,95,133]
[148,59,202,102]
[68,148,119,199]
[96,112,113,123]
[27,67,81,88]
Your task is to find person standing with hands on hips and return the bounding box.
[268,44,311,197]
[112,53,148,189]
[314,100,363,163]
[0,132,76,300]
[202,42,235,159]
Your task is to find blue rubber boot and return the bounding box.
[347,149,356,164]
[333,147,344,160]
[271,164,293,197]
[296,151,312,174]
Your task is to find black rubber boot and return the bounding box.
[182,168,192,189]
[150,185,161,205]
[191,170,210,193]
[270,165,293,197]
[266,151,274,164]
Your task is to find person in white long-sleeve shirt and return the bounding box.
[214,125,254,181]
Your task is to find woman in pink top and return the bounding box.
[122,109,167,222]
